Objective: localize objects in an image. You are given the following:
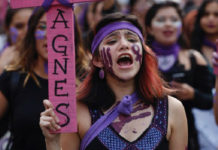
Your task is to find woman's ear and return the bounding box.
[92,55,104,68]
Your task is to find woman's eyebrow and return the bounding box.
[126,31,138,38]
[105,31,120,39]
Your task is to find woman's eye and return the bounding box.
[15,23,24,30]
[171,17,179,22]
[107,39,117,45]
[203,12,209,17]
[127,38,137,42]
[157,17,165,22]
[38,24,47,30]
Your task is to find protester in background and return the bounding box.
[0,7,48,150]
[129,0,154,33]
[0,8,33,74]
[0,7,33,148]
[78,0,117,56]
[145,2,213,150]
[40,12,187,150]
[191,0,218,75]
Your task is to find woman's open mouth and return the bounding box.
[117,53,133,68]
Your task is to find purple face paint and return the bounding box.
[101,47,113,74]
[35,30,46,40]
[131,44,142,64]
[44,61,48,74]
[176,22,182,38]
[9,27,18,43]
[111,103,151,133]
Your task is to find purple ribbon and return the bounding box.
[42,0,72,10]
[80,92,139,150]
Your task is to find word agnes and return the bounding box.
[48,7,76,129]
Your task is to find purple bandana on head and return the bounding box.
[91,22,144,54]
[152,41,180,72]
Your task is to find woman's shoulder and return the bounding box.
[76,101,92,138]
[167,95,184,112]
[76,101,91,123]
[167,95,187,128]
[187,49,207,66]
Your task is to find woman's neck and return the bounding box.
[34,57,48,79]
[106,74,135,102]
[205,34,218,43]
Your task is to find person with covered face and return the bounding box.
[145,1,214,150]
[40,12,187,150]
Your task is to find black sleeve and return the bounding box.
[0,71,11,137]
[191,65,213,109]
[0,71,12,102]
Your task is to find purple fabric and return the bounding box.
[44,61,48,74]
[42,0,72,10]
[151,41,180,72]
[203,38,217,51]
[80,92,139,150]
[91,22,144,54]
[99,69,104,79]
[152,41,180,56]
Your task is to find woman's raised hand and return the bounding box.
[39,99,61,143]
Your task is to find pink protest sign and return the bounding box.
[47,5,77,132]
[10,0,103,133]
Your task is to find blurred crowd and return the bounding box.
[0,0,217,150]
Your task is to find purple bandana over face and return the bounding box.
[35,30,46,40]
[152,41,180,72]
[10,27,18,44]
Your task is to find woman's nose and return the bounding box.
[119,37,130,51]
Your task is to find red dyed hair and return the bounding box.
[137,44,167,103]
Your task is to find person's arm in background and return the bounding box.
[171,50,213,109]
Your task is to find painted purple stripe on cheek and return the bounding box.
[132,45,142,64]
[101,47,114,74]
[35,30,46,40]
[10,27,18,43]
[102,47,110,67]
[106,47,113,66]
